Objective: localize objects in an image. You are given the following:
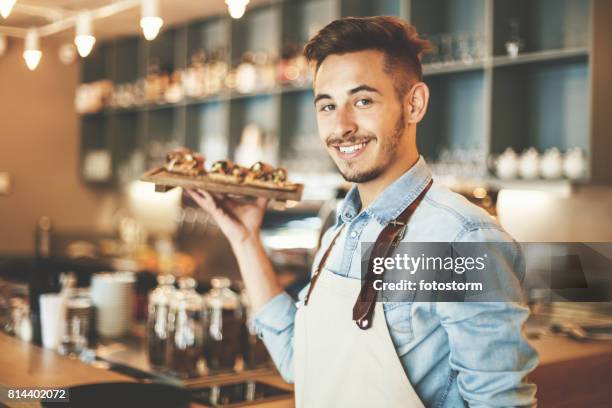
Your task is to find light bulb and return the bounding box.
[0,0,16,19]
[140,16,163,41]
[226,0,250,19]
[75,12,96,57]
[23,30,42,71]
[140,0,163,41]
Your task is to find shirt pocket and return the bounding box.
[383,302,415,351]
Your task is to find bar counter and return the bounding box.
[0,333,293,408]
[1,332,611,407]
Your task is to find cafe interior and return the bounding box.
[0,0,611,407]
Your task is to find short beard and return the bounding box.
[338,111,405,183]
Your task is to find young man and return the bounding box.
[188,16,538,408]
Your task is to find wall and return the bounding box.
[497,185,612,242]
[0,37,118,254]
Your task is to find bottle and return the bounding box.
[147,274,176,370]
[30,216,55,346]
[35,216,52,259]
[168,277,205,378]
[202,276,244,373]
[239,284,271,369]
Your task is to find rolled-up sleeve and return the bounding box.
[253,289,303,383]
[436,226,539,407]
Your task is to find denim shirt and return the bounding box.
[254,157,538,407]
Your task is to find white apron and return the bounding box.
[294,264,425,408]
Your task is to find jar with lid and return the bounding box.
[146,274,176,369]
[239,285,271,369]
[168,277,206,378]
[202,276,244,373]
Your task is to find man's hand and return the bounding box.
[186,189,268,245]
[186,188,281,312]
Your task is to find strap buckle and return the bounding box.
[388,220,408,247]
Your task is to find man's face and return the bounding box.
[314,50,406,183]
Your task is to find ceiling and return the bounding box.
[1,0,271,41]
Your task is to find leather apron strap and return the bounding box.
[304,179,433,318]
[353,179,433,329]
[304,224,345,305]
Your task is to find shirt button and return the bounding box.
[350,231,358,238]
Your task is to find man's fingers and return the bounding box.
[255,197,269,209]
[186,189,214,212]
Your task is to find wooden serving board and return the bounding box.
[141,167,304,203]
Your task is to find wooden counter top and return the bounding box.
[0,334,134,388]
[0,333,293,408]
[1,332,610,408]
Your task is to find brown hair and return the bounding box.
[303,16,431,97]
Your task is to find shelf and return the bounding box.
[436,175,576,196]
[492,47,588,68]
[423,60,485,76]
[78,0,607,186]
[81,84,313,116]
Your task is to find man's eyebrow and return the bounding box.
[349,85,381,95]
[314,93,332,104]
[313,85,381,105]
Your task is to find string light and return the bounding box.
[140,0,163,41]
[75,12,96,57]
[0,0,16,19]
[23,29,42,71]
[225,0,250,19]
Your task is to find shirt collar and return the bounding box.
[335,156,433,226]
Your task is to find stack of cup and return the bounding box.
[39,293,67,349]
[90,272,136,338]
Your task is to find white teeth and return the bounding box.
[339,143,365,154]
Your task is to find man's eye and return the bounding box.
[320,104,335,112]
[355,99,372,107]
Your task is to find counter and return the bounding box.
[1,332,610,407]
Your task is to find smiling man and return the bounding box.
[188,16,538,408]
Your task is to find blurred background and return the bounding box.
[0,1,611,406]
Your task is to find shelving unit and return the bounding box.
[79,0,611,187]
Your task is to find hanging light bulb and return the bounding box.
[140,0,163,41]
[225,0,250,19]
[0,0,16,19]
[23,29,42,71]
[75,12,96,57]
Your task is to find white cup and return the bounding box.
[90,272,135,338]
[39,293,66,350]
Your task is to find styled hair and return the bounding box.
[303,16,431,97]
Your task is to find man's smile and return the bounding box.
[332,140,372,161]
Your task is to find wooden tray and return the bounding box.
[141,167,304,204]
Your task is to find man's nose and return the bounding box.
[334,107,358,138]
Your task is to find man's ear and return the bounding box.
[405,82,430,124]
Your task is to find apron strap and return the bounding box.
[304,224,345,305]
[353,179,433,330]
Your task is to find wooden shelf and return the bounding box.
[79,0,610,187]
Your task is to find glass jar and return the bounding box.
[146,274,176,369]
[168,277,205,378]
[202,277,244,373]
[239,286,271,370]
